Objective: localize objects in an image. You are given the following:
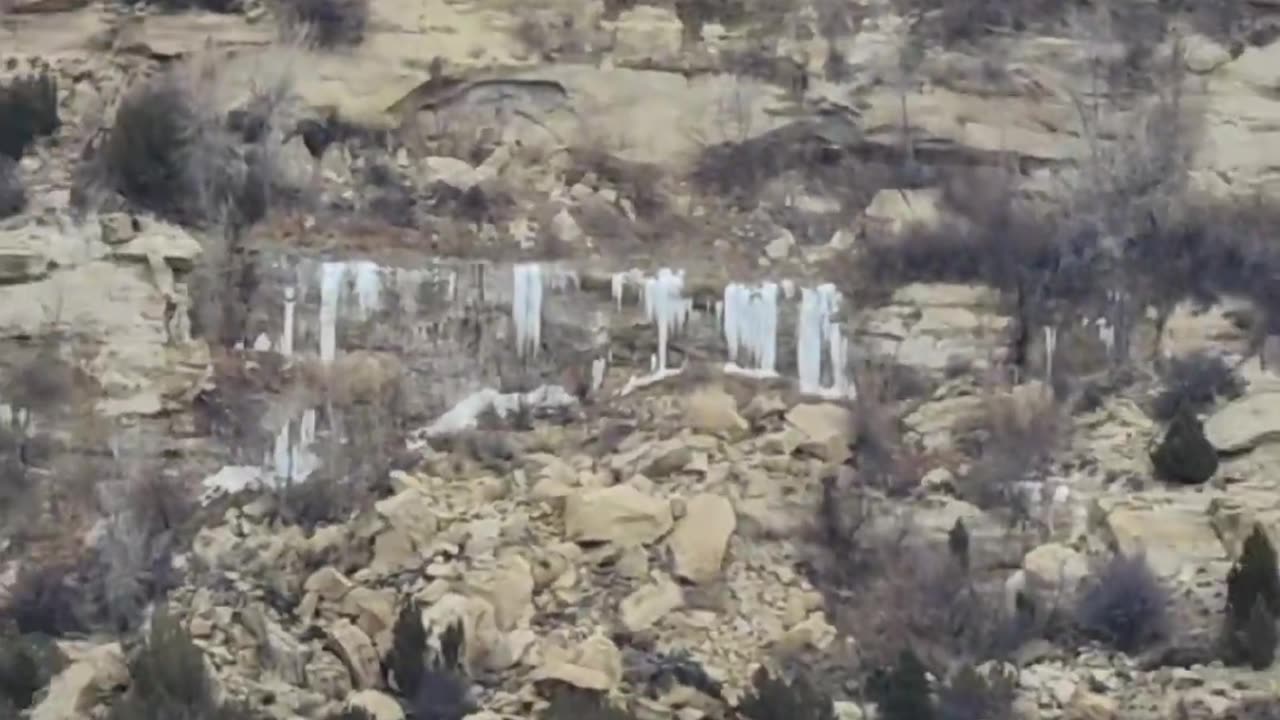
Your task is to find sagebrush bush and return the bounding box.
[102,76,201,221]
[96,68,276,228]
[108,605,257,720]
[1152,351,1244,421]
[0,156,24,218]
[1076,552,1170,653]
[275,0,369,48]
[1224,525,1280,669]
[737,666,834,720]
[0,70,59,161]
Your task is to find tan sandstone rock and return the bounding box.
[564,484,674,546]
[668,493,736,584]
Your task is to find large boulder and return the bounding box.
[667,493,736,583]
[563,485,673,546]
[1205,391,1280,454]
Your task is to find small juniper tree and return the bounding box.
[948,518,970,571]
[737,666,835,720]
[107,605,256,719]
[1224,525,1280,669]
[1150,404,1219,484]
[870,648,934,720]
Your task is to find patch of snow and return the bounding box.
[200,465,270,504]
[412,385,579,439]
[592,357,607,393]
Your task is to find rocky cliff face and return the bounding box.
[6,0,1280,719]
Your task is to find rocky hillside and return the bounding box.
[5,0,1280,718]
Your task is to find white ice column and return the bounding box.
[319,262,346,364]
[281,287,296,357]
[642,268,691,372]
[513,263,544,358]
[797,283,852,398]
[723,282,779,377]
[351,261,383,319]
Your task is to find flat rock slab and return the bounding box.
[1205,392,1280,453]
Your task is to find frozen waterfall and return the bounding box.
[797,284,853,399]
[513,263,544,358]
[642,268,692,373]
[722,282,779,378]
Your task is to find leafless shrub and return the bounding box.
[848,360,922,498]
[1076,552,1170,653]
[2,563,83,636]
[821,533,1015,675]
[90,508,180,632]
[956,383,1062,527]
[82,54,295,232]
[275,0,369,48]
[0,156,24,218]
[1152,351,1244,421]
[3,343,77,417]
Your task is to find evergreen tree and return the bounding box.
[1223,525,1280,668]
[872,649,934,720]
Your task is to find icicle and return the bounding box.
[1043,326,1058,386]
[797,284,852,398]
[592,357,607,393]
[291,409,318,481]
[281,287,296,357]
[513,263,544,358]
[253,334,272,352]
[781,279,796,299]
[272,425,290,481]
[611,270,643,309]
[1097,317,1115,360]
[642,268,691,373]
[722,282,779,377]
[319,262,346,364]
[352,261,382,318]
